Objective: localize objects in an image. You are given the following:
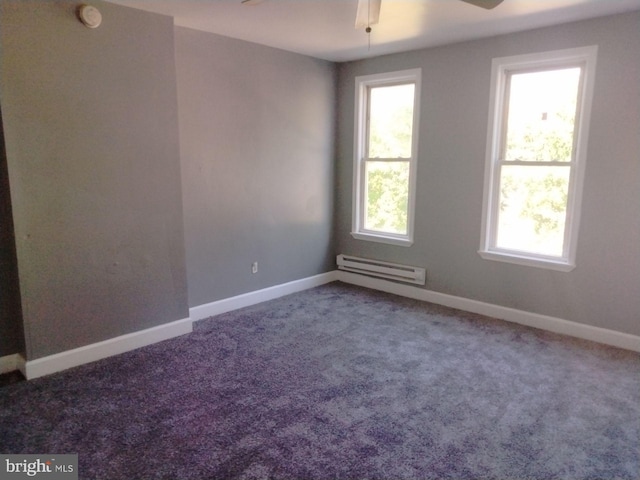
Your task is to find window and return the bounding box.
[479,47,597,271]
[352,69,421,246]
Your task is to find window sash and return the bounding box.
[360,158,411,236]
[499,65,585,165]
[365,83,415,161]
[488,163,573,260]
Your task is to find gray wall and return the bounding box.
[336,12,640,336]
[175,28,336,307]
[0,1,188,359]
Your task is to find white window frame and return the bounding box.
[479,46,598,271]
[352,69,421,247]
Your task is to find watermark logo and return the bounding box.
[0,455,77,479]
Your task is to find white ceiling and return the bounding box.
[106,0,640,62]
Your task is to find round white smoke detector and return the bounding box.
[78,5,102,29]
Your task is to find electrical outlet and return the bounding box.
[251,262,258,274]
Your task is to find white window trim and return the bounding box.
[351,69,421,247]
[479,46,598,272]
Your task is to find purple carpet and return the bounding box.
[1,282,638,479]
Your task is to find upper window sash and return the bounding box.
[499,64,585,165]
[364,81,415,161]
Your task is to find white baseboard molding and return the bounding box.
[337,271,640,353]
[24,317,192,380]
[190,271,340,321]
[17,268,638,381]
[22,272,338,380]
[0,353,26,375]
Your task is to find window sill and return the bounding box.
[351,231,413,247]
[478,249,575,272]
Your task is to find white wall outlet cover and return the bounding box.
[78,5,102,29]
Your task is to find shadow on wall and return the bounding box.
[0,106,25,358]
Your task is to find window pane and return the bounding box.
[368,84,415,159]
[496,165,570,257]
[364,161,409,234]
[505,68,581,162]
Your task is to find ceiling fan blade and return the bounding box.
[459,0,504,9]
[355,0,382,29]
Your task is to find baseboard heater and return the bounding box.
[337,254,426,285]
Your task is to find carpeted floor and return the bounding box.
[0,370,25,388]
[1,282,638,479]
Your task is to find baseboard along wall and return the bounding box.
[189,271,340,321]
[190,270,639,352]
[23,317,192,380]
[18,272,340,380]
[12,269,639,380]
[337,271,640,353]
[0,353,25,376]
